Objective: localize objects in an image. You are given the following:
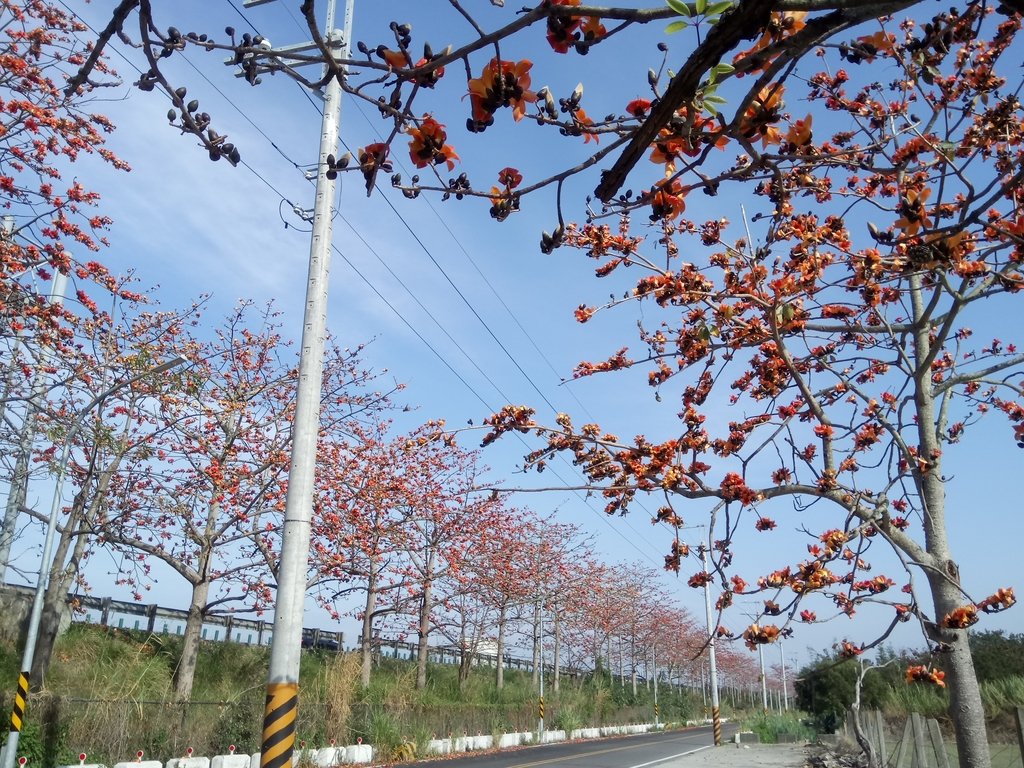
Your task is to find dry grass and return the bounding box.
[321,651,360,742]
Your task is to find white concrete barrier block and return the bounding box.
[211,755,249,768]
[314,747,342,767]
[248,753,260,768]
[59,764,107,768]
[540,730,566,744]
[425,739,451,756]
[453,737,471,753]
[343,744,372,764]
[115,761,163,768]
[167,757,211,768]
[471,735,493,750]
[497,733,520,749]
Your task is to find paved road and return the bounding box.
[411,725,740,768]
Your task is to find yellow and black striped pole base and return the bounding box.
[537,696,544,720]
[9,671,28,733]
[712,706,722,745]
[260,682,298,768]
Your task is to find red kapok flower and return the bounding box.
[647,179,686,221]
[976,587,1015,614]
[407,116,459,170]
[943,605,979,629]
[497,167,523,189]
[627,98,652,117]
[467,58,537,131]
[742,623,781,650]
[906,665,945,687]
[688,571,713,588]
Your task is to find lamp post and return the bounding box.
[1,356,186,768]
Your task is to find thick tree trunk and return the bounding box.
[173,577,210,702]
[458,622,472,689]
[631,635,637,696]
[928,566,991,768]
[619,637,625,685]
[415,582,432,690]
[910,277,991,768]
[496,605,506,690]
[31,510,88,688]
[360,560,378,688]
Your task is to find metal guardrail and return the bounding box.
[1,584,584,677]
[0,583,340,649]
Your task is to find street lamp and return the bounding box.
[1,356,186,768]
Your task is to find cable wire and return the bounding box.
[58,0,668,568]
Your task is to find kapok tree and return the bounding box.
[427,503,540,691]
[98,301,394,701]
[463,507,542,691]
[26,292,194,686]
[375,431,503,690]
[0,0,129,354]
[479,6,1024,766]
[0,0,133,574]
[310,420,433,688]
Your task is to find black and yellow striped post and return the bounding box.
[260,682,298,768]
[537,695,544,720]
[654,703,659,721]
[712,705,722,746]
[8,671,28,734]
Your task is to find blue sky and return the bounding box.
[33,0,1024,670]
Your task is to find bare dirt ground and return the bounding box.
[671,743,815,768]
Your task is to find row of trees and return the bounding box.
[1,1,729,714]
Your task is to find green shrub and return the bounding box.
[742,711,813,744]
[553,706,583,734]
[795,655,888,732]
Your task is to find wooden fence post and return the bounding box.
[926,718,950,768]
[893,719,913,768]
[872,710,887,765]
[1014,707,1024,766]
[911,713,930,768]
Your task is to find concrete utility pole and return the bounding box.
[758,642,769,714]
[699,545,722,746]
[652,642,659,727]
[235,3,353,768]
[780,641,789,710]
[537,600,545,738]
[1,356,185,768]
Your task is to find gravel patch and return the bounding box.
[667,743,813,768]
